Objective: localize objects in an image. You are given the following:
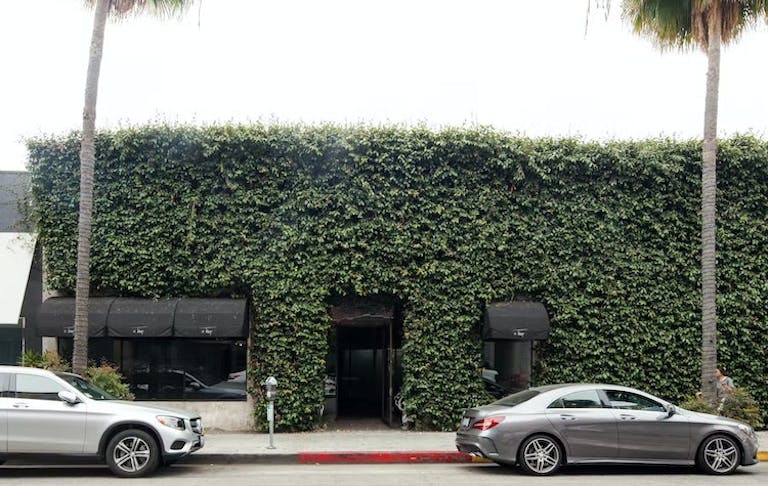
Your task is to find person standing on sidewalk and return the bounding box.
[696,365,735,411]
[715,365,735,408]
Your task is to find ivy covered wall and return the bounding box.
[27,126,768,430]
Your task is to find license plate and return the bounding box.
[461,417,470,427]
[199,435,205,446]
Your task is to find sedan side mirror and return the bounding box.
[58,390,81,405]
[666,404,676,417]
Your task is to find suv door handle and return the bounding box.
[12,402,29,409]
[559,414,577,421]
[619,414,636,420]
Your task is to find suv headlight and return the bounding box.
[737,424,756,439]
[157,415,186,431]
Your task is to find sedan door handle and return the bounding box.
[559,414,577,421]
[619,414,637,420]
[12,403,29,409]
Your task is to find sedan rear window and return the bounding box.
[492,389,540,407]
[548,389,603,409]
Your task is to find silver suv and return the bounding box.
[0,365,204,477]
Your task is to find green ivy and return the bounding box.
[26,125,768,430]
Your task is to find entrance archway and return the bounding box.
[324,298,402,427]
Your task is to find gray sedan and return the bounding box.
[456,383,759,475]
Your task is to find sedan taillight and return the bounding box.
[472,415,505,431]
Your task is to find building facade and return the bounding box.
[25,128,768,431]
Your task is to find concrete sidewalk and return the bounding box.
[186,430,472,464]
[183,430,768,465]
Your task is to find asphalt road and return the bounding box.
[0,463,765,485]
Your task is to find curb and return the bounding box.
[183,451,486,465]
[298,451,486,464]
[183,453,299,465]
[183,449,768,466]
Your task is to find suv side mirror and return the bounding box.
[58,390,80,405]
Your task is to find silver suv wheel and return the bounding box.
[106,429,160,477]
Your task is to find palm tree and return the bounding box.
[620,0,768,403]
[73,0,192,375]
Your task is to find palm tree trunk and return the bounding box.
[73,0,109,376]
[700,9,721,404]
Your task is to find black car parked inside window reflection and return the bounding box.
[130,369,246,400]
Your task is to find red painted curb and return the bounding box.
[298,451,475,464]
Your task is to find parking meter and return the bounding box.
[265,376,277,401]
[263,376,277,449]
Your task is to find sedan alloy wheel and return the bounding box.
[519,435,562,475]
[699,434,740,475]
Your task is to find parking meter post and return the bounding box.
[263,376,277,449]
[267,402,275,449]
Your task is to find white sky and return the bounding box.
[1,0,767,171]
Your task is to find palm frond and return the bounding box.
[83,0,192,21]
[622,0,695,51]
[623,0,768,51]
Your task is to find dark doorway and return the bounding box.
[337,326,386,417]
[325,298,402,427]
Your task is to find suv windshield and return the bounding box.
[492,389,540,407]
[57,373,116,400]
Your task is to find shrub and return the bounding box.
[18,351,133,400]
[679,395,715,414]
[719,388,763,429]
[18,350,48,368]
[85,361,134,400]
[680,389,763,429]
[17,350,70,371]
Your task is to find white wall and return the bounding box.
[134,399,254,432]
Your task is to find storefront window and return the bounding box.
[483,340,532,395]
[59,338,247,401]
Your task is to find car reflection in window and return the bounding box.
[130,369,246,400]
[605,390,665,412]
[56,372,116,400]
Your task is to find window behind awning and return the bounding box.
[36,297,248,338]
[0,233,36,326]
[483,302,550,341]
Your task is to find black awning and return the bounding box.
[173,299,247,337]
[36,297,115,337]
[106,298,176,337]
[36,297,247,338]
[483,302,550,341]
